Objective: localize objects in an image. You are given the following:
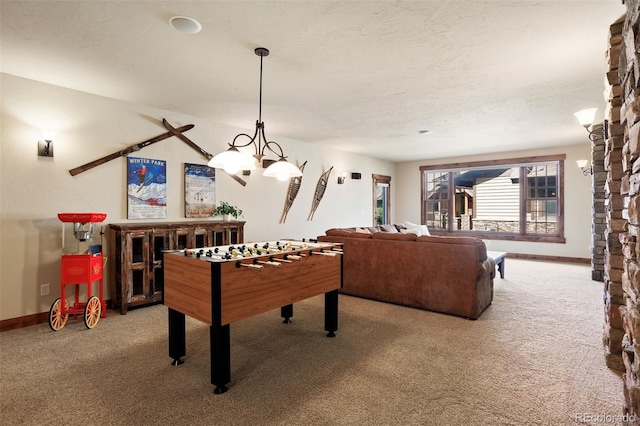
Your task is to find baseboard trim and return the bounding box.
[0,312,49,332]
[0,300,114,332]
[506,253,590,264]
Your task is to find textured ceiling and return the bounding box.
[0,1,627,162]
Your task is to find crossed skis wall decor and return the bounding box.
[68,119,246,186]
[69,117,334,220]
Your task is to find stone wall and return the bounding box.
[606,1,640,419]
[593,122,607,281]
[604,14,627,376]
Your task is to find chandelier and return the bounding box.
[208,47,302,181]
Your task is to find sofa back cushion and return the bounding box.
[372,232,417,241]
[416,235,487,261]
[325,228,372,239]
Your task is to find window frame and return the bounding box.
[419,155,565,243]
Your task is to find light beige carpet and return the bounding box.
[0,259,626,425]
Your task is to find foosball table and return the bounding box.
[162,240,343,394]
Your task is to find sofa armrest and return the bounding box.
[480,257,496,280]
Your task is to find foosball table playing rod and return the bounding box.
[238,263,263,270]
[256,260,281,267]
[313,251,338,257]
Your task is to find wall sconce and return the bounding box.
[337,171,347,184]
[38,129,57,157]
[573,108,601,142]
[576,159,593,176]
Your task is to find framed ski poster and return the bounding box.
[184,163,216,218]
[127,157,167,219]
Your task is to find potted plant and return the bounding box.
[213,201,243,221]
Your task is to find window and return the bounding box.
[420,155,565,242]
[373,174,391,225]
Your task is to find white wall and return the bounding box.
[0,74,394,321]
[395,143,593,258]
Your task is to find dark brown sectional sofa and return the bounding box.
[317,226,496,319]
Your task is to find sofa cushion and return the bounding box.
[325,229,372,238]
[403,221,431,236]
[379,224,399,233]
[372,232,417,241]
[416,235,487,261]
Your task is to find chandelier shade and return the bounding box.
[263,158,303,181]
[208,146,256,174]
[210,47,300,180]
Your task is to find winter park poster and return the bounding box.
[184,163,215,218]
[127,157,167,219]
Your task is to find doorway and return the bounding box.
[373,174,391,225]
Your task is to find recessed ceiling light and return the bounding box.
[418,129,431,135]
[169,16,202,34]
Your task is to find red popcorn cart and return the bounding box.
[49,213,107,331]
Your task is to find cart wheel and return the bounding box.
[84,296,101,329]
[48,298,69,331]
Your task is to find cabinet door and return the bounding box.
[125,231,149,303]
[229,226,242,244]
[150,232,167,295]
[193,229,207,248]
[212,228,226,246]
[173,228,191,250]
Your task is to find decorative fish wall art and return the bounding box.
[280,161,307,223]
[308,166,333,221]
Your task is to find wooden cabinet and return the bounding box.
[108,221,245,314]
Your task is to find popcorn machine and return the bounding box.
[49,213,107,331]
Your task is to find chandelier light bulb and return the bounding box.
[223,163,241,174]
[276,171,289,181]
